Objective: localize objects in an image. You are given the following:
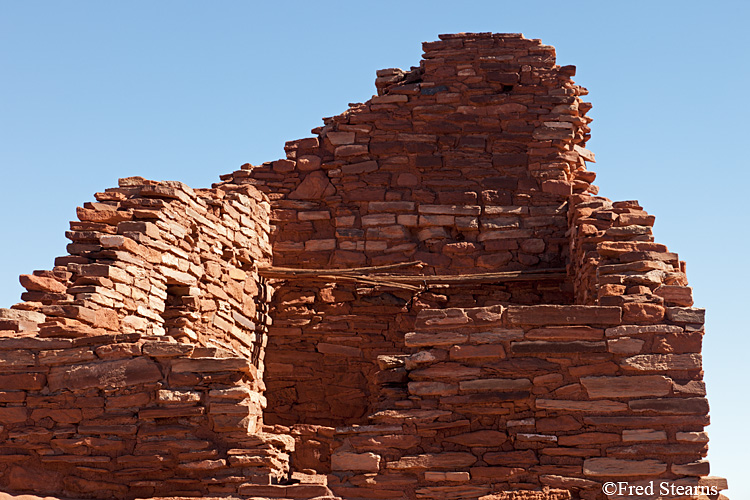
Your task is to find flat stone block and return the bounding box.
[48,357,162,392]
[405,331,468,347]
[629,397,709,414]
[450,344,505,360]
[171,357,252,374]
[459,378,531,392]
[331,451,381,472]
[581,375,671,398]
[506,305,621,326]
[511,341,606,354]
[620,353,701,371]
[583,457,666,477]
[387,452,476,470]
[444,430,507,447]
[536,399,627,412]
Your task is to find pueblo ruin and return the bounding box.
[0,33,727,500]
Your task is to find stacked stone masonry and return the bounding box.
[0,33,726,500]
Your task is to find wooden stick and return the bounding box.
[258,261,423,277]
[258,264,567,288]
[382,270,567,284]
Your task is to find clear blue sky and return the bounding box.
[1,1,747,497]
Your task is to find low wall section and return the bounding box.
[328,303,721,500]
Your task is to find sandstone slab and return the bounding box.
[48,357,162,392]
[581,375,671,398]
[583,457,667,477]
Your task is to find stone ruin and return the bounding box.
[0,33,728,500]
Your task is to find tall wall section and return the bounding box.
[217,32,599,428]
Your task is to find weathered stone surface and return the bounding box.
[417,308,472,327]
[317,342,362,357]
[607,337,644,354]
[20,274,66,293]
[38,347,96,366]
[0,407,28,424]
[349,434,420,451]
[416,485,492,499]
[676,431,708,443]
[444,430,507,447]
[583,457,667,477]
[458,378,531,392]
[629,397,709,414]
[605,324,682,337]
[450,344,505,360]
[620,354,701,371]
[405,331,468,347]
[557,432,619,446]
[671,460,710,476]
[507,306,621,326]
[171,357,252,374]
[0,308,46,324]
[483,450,538,466]
[622,303,665,324]
[48,357,162,392]
[424,471,470,482]
[524,326,603,341]
[511,341,606,354]
[666,307,705,324]
[387,452,477,469]
[536,399,627,412]
[142,341,194,357]
[408,381,458,396]
[622,429,667,442]
[470,466,525,481]
[539,474,599,489]
[0,350,35,367]
[470,329,524,343]
[0,373,46,390]
[410,363,481,381]
[581,375,671,398]
[288,171,335,200]
[331,452,381,472]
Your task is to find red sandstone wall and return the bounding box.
[0,32,727,500]
[0,178,297,498]
[0,335,292,498]
[220,33,596,273]
[218,32,600,428]
[568,195,691,311]
[326,304,720,500]
[11,177,273,361]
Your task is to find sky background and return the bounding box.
[1,1,748,497]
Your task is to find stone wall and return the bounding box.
[0,334,292,498]
[12,177,273,360]
[0,178,299,498]
[326,303,717,500]
[217,32,597,428]
[568,194,691,311]
[0,32,727,500]
[220,33,595,273]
